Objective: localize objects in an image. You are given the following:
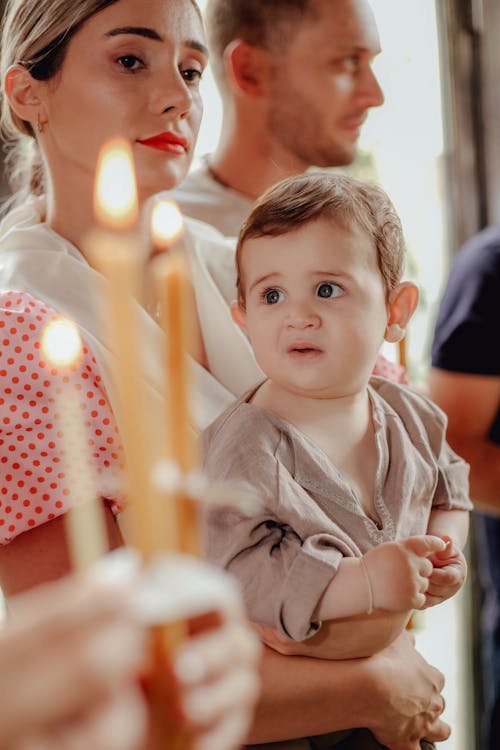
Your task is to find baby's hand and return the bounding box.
[363,535,447,612]
[423,536,468,608]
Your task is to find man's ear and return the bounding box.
[230,300,248,332]
[224,39,270,98]
[4,64,45,129]
[384,281,419,343]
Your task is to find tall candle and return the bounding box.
[150,199,200,555]
[41,317,107,571]
[86,138,159,560]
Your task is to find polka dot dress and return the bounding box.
[0,291,125,545]
[373,353,409,385]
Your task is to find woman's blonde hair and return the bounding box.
[1,0,120,203]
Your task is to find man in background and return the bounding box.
[170,0,384,236]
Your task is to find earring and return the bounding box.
[385,323,405,343]
[36,113,44,134]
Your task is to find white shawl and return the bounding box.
[0,199,263,435]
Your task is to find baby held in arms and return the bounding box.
[201,173,472,661]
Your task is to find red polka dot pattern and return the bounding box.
[0,291,125,545]
[373,353,409,385]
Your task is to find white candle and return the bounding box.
[41,317,107,571]
[150,199,200,555]
[86,138,161,561]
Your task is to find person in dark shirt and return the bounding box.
[430,226,500,750]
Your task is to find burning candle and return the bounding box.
[40,317,107,571]
[150,199,200,555]
[86,138,160,560]
[90,147,194,750]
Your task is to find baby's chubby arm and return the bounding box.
[316,534,447,620]
[423,508,469,608]
[257,535,446,660]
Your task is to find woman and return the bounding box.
[0,0,449,747]
[0,1,259,748]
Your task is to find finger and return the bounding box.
[424,593,444,608]
[429,567,462,587]
[174,621,261,686]
[424,718,451,743]
[418,558,433,577]
[81,686,148,750]
[194,709,253,750]
[414,591,427,609]
[182,665,260,728]
[403,535,447,557]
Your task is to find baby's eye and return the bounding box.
[117,55,144,72]
[264,289,284,305]
[316,282,343,299]
[182,67,203,84]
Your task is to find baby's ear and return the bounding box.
[230,300,248,332]
[384,282,419,343]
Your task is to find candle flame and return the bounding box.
[151,199,184,250]
[41,317,83,368]
[94,138,138,230]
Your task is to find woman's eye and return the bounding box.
[117,55,143,72]
[264,289,283,305]
[317,282,342,299]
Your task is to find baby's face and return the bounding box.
[237,218,389,399]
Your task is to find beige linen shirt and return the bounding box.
[202,376,472,642]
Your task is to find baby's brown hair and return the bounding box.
[236,172,406,307]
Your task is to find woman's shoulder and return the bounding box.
[0,290,56,336]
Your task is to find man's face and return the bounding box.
[266,0,383,168]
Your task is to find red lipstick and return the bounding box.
[138,132,188,154]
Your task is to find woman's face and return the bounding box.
[39,0,206,200]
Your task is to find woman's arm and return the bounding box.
[248,631,450,748]
[0,503,122,598]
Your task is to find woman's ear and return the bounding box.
[4,64,45,130]
[230,300,248,332]
[224,39,271,99]
[384,281,419,343]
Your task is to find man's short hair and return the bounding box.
[236,172,406,305]
[205,0,317,87]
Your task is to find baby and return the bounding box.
[202,173,471,663]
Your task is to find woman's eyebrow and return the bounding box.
[106,26,164,41]
[106,26,208,56]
